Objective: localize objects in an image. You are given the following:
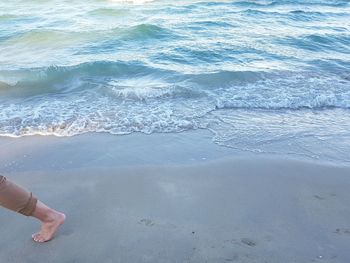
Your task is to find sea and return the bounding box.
[0,0,349,164]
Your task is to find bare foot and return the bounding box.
[32,211,66,243]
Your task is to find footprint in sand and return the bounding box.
[335,228,350,235]
[313,193,337,200]
[313,195,326,200]
[223,253,239,261]
[241,238,257,247]
[138,218,177,229]
[139,219,155,226]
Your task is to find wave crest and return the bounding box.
[0,68,350,140]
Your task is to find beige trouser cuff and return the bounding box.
[0,176,38,216]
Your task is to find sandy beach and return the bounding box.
[0,131,349,263]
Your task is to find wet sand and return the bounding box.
[0,131,350,263]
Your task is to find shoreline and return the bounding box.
[1,130,349,171]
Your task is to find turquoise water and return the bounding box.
[0,0,350,163]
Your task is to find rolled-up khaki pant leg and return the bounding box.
[0,176,38,216]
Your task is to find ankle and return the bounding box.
[32,201,64,224]
[41,209,59,223]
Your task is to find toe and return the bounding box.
[32,233,42,242]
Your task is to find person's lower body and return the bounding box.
[0,175,65,242]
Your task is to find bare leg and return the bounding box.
[31,200,66,243]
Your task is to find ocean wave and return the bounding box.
[230,0,349,8]
[0,63,260,92]
[186,20,234,29]
[3,23,171,49]
[117,24,171,40]
[276,33,350,53]
[287,10,334,22]
[242,9,348,21]
[288,10,346,16]
[0,61,172,96]
[184,0,348,10]
[73,24,174,55]
[231,1,277,8]
[186,70,263,87]
[240,9,347,20]
[7,30,72,44]
[3,29,98,47]
[1,66,350,110]
[0,64,266,99]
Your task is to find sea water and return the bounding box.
[0,0,349,163]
